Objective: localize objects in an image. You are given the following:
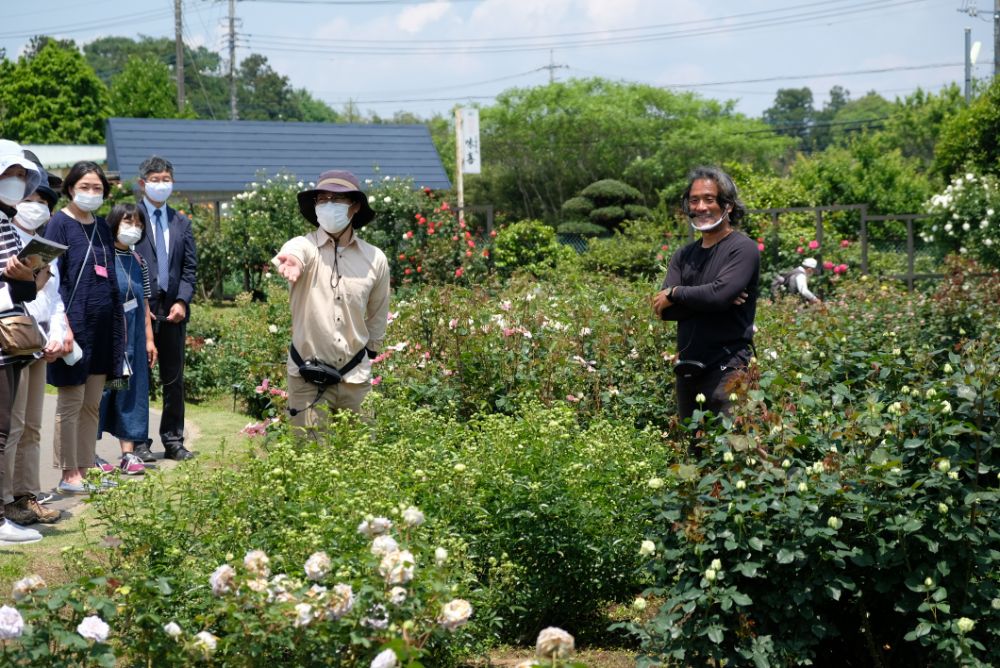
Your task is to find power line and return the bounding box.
[0,8,175,39]
[245,0,875,45]
[235,0,930,56]
[316,62,964,106]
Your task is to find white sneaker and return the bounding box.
[0,519,43,545]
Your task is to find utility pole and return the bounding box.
[542,50,568,84]
[174,0,185,113]
[966,27,973,102]
[229,0,238,120]
[995,0,999,77]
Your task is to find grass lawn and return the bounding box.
[0,396,251,596]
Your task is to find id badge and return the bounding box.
[123,298,138,313]
[94,265,108,278]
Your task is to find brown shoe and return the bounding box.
[21,495,60,524]
[4,497,38,525]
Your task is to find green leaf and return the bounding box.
[707,626,724,643]
[777,549,795,564]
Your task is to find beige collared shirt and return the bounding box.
[277,228,390,384]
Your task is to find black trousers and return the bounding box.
[676,363,741,421]
[152,319,186,449]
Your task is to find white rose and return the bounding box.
[704,568,718,582]
[371,648,399,668]
[827,516,843,530]
[193,631,218,658]
[435,547,449,566]
[371,535,399,557]
[639,540,656,557]
[379,549,415,585]
[647,477,664,490]
[0,606,25,640]
[163,621,182,639]
[243,549,270,578]
[324,583,355,620]
[358,517,393,538]
[11,574,45,601]
[735,480,746,491]
[304,551,331,581]
[402,506,425,527]
[77,615,110,643]
[389,586,407,605]
[210,564,236,596]
[695,393,707,404]
[937,460,950,473]
[710,558,722,571]
[956,617,975,634]
[268,324,278,334]
[536,626,575,659]
[294,603,314,627]
[438,598,473,631]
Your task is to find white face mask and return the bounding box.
[144,181,173,203]
[689,208,730,233]
[73,191,104,212]
[14,201,50,230]
[117,224,143,247]
[0,177,26,206]
[316,202,352,235]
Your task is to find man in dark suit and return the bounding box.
[132,156,197,461]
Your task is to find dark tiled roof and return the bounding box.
[105,118,451,196]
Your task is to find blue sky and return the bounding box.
[1,0,992,120]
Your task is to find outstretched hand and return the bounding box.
[274,253,303,283]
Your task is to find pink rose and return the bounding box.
[757,242,765,252]
[808,240,819,250]
[796,246,804,254]
[823,261,835,270]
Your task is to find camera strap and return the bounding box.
[287,344,368,416]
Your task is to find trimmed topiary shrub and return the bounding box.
[560,179,651,233]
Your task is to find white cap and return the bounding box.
[802,258,818,269]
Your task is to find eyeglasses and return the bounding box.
[316,193,354,204]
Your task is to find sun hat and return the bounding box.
[802,258,818,269]
[296,170,375,229]
[0,139,41,201]
[21,149,59,209]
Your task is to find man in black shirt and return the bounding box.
[653,166,759,420]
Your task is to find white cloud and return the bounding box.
[397,0,452,34]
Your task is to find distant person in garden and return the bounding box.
[273,170,390,429]
[45,161,127,495]
[98,204,157,476]
[4,152,66,526]
[770,257,821,304]
[133,156,197,462]
[652,166,759,421]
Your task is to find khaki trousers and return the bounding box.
[287,374,370,434]
[2,358,45,503]
[53,374,106,471]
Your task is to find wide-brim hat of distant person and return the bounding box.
[297,170,375,229]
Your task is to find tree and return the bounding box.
[109,55,190,119]
[878,84,962,170]
[287,89,340,123]
[790,135,934,216]
[0,40,109,143]
[470,78,790,223]
[933,78,1000,178]
[763,87,814,139]
[237,54,296,121]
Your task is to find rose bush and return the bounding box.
[624,265,1000,667]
